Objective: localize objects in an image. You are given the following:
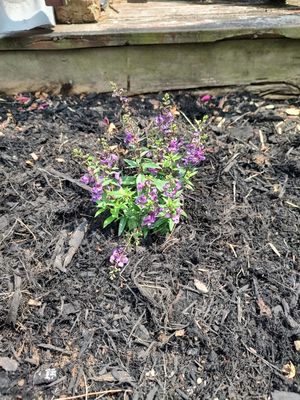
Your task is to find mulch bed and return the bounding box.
[0,90,299,400]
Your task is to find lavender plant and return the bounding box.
[76,89,206,271]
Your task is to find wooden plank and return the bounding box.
[128,39,300,93]
[0,47,128,94]
[0,38,299,94]
[0,2,300,49]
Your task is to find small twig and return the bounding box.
[83,372,88,400]
[37,167,91,192]
[180,110,197,130]
[37,343,72,355]
[242,341,284,375]
[233,180,236,203]
[16,218,37,241]
[55,389,132,400]
[268,242,281,258]
[109,3,120,13]
[46,376,66,388]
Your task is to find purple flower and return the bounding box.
[124,130,137,145]
[80,175,90,185]
[91,181,103,202]
[136,194,148,207]
[183,144,205,166]
[110,247,129,268]
[172,208,182,224]
[137,182,145,192]
[175,180,182,191]
[163,180,182,199]
[168,139,181,153]
[148,168,159,176]
[155,111,174,133]
[114,172,122,186]
[149,188,158,202]
[100,153,119,168]
[142,211,157,227]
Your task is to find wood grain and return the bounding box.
[0,1,300,50]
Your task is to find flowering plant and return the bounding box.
[76,89,207,270]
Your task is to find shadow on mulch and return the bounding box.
[0,90,299,399]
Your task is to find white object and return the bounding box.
[0,0,55,38]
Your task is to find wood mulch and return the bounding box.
[0,90,299,399]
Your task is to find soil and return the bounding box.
[0,90,299,400]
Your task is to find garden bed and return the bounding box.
[0,90,299,399]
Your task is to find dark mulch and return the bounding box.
[0,90,299,400]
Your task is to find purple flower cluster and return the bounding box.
[148,168,159,176]
[165,207,182,224]
[163,180,182,199]
[142,210,159,227]
[155,111,174,133]
[114,172,122,186]
[136,182,158,208]
[124,130,138,146]
[136,194,147,207]
[91,181,103,202]
[110,247,129,267]
[100,153,119,168]
[183,143,205,166]
[168,138,181,153]
[80,175,90,185]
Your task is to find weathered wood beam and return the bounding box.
[0,38,299,95]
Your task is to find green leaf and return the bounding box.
[153,178,167,191]
[168,219,175,232]
[127,218,139,231]
[95,209,105,217]
[136,173,145,185]
[181,210,187,218]
[103,215,116,228]
[142,162,161,170]
[118,217,127,236]
[122,176,135,186]
[124,159,137,168]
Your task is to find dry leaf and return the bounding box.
[149,99,160,110]
[107,122,117,134]
[0,356,19,372]
[257,298,272,317]
[145,369,156,378]
[282,361,296,379]
[294,340,300,352]
[158,332,170,344]
[25,160,34,168]
[285,107,300,116]
[170,105,180,116]
[194,279,209,294]
[253,153,270,166]
[28,299,42,307]
[175,329,185,337]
